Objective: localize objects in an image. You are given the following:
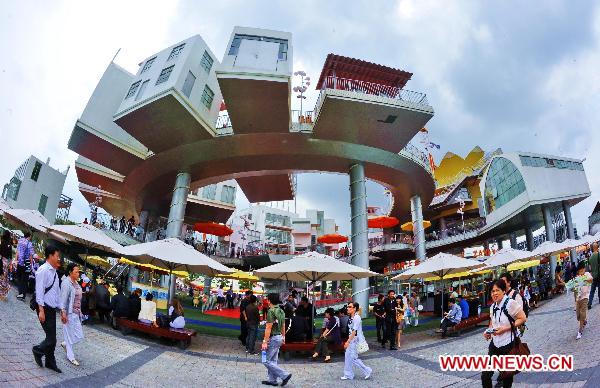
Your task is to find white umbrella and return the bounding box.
[3,208,51,234]
[558,238,586,250]
[393,252,484,315]
[583,232,600,244]
[120,238,234,302]
[480,247,534,269]
[253,251,378,282]
[48,223,124,256]
[531,240,567,258]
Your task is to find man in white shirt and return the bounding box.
[32,246,62,373]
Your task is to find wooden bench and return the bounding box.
[280,339,346,361]
[446,313,490,336]
[116,317,197,349]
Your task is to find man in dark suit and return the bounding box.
[383,290,398,350]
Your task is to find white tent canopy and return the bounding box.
[392,252,484,281]
[253,251,379,282]
[120,238,233,276]
[480,247,534,269]
[531,240,567,258]
[3,208,51,234]
[48,223,124,256]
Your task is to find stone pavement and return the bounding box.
[2,286,600,388]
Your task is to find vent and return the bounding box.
[377,115,397,124]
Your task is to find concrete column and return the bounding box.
[542,205,557,286]
[497,238,504,250]
[139,210,150,242]
[203,277,212,296]
[563,201,577,263]
[509,233,517,249]
[321,281,327,299]
[166,172,191,303]
[525,228,535,251]
[411,195,426,262]
[349,163,369,317]
[439,217,448,239]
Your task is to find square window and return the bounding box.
[200,51,214,73]
[182,71,196,98]
[156,65,175,85]
[125,81,141,99]
[31,161,42,181]
[201,85,214,109]
[167,44,185,61]
[141,57,156,73]
[135,80,149,101]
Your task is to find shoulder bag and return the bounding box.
[30,272,57,312]
[499,299,531,379]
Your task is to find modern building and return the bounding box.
[590,202,600,235]
[291,209,340,254]
[2,155,69,223]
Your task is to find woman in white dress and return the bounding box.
[60,263,85,366]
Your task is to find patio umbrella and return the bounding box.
[119,257,189,277]
[214,269,259,281]
[393,252,484,314]
[531,240,567,258]
[120,238,234,302]
[560,238,588,250]
[480,247,534,269]
[3,208,51,234]
[317,233,348,244]
[193,222,233,237]
[400,220,432,232]
[368,216,399,229]
[49,223,124,256]
[255,251,378,324]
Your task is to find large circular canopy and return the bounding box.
[317,233,348,244]
[368,216,400,229]
[194,222,233,237]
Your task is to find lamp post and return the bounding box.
[293,71,310,119]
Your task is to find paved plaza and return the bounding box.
[2,289,600,388]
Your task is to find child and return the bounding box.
[568,262,593,339]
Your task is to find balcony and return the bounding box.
[399,142,434,177]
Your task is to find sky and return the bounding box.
[1,0,599,237]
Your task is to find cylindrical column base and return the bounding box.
[349,163,369,317]
[411,195,426,262]
[166,172,191,304]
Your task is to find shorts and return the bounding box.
[576,298,588,322]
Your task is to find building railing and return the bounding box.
[399,142,433,176]
[369,233,414,249]
[425,218,486,242]
[320,75,430,107]
[215,114,232,129]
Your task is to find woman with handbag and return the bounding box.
[312,308,341,362]
[59,263,85,366]
[341,302,372,380]
[395,295,406,349]
[482,279,528,388]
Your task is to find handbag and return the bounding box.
[357,340,369,354]
[499,302,531,379]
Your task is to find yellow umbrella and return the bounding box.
[401,220,432,232]
[81,255,111,268]
[507,259,540,272]
[119,257,189,278]
[215,270,259,281]
[424,268,491,282]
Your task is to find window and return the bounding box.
[200,51,214,73]
[167,44,185,61]
[484,157,526,214]
[38,194,48,215]
[141,57,156,73]
[228,34,289,61]
[125,81,141,99]
[182,71,196,98]
[31,161,42,181]
[520,155,584,171]
[220,185,235,204]
[5,177,21,200]
[156,65,175,85]
[202,184,217,200]
[200,85,214,109]
[135,80,149,101]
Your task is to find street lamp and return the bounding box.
[293,70,310,120]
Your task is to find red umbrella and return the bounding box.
[193,222,233,237]
[317,234,348,244]
[368,216,399,229]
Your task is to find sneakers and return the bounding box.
[16,294,24,299]
[281,374,292,387]
[340,376,353,380]
[364,369,372,380]
[576,332,582,340]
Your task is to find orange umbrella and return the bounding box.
[368,216,399,229]
[317,234,348,244]
[193,222,233,237]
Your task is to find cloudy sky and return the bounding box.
[1,0,599,236]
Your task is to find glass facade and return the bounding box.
[182,71,196,98]
[220,185,235,204]
[202,184,217,200]
[31,161,42,181]
[484,157,526,214]
[228,34,288,61]
[520,155,584,171]
[200,85,214,109]
[38,194,48,215]
[200,51,214,73]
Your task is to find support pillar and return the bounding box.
[497,238,504,250]
[525,228,534,251]
[563,201,577,263]
[439,217,448,239]
[203,277,212,296]
[166,172,191,304]
[139,210,150,242]
[349,163,369,317]
[542,205,557,286]
[509,233,517,249]
[411,195,426,262]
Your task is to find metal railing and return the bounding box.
[369,233,415,249]
[425,218,486,242]
[291,110,314,124]
[320,75,430,106]
[399,142,433,176]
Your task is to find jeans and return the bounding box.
[262,335,290,383]
[588,278,600,307]
[16,265,28,296]
[481,341,514,388]
[246,324,258,353]
[375,317,386,343]
[343,340,372,379]
[33,306,57,366]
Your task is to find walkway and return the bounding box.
[1,287,599,387]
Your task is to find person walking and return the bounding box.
[260,293,292,387]
[341,302,372,380]
[0,230,13,301]
[588,242,600,309]
[59,263,84,366]
[395,295,406,348]
[383,290,398,350]
[573,262,593,339]
[481,279,527,388]
[239,290,252,346]
[32,245,62,373]
[15,231,34,300]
